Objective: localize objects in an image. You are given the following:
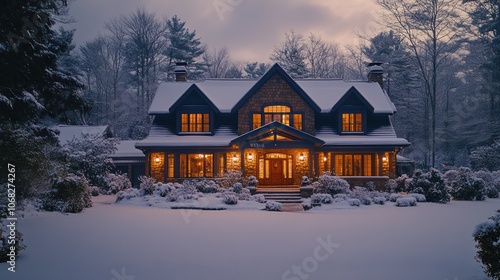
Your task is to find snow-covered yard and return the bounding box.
[1,196,499,280]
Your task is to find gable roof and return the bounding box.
[230,121,325,147]
[231,63,321,113]
[149,63,396,115]
[169,84,221,113]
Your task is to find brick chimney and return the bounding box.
[367,62,384,89]
[174,62,188,82]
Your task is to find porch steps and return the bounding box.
[258,189,303,204]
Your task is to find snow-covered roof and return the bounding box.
[149,64,396,115]
[111,140,145,158]
[54,125,108,144]
[136,126,238,148]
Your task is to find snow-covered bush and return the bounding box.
[265,201,283,211]
[313,174,350,196]
[406,169,448,203]
[232,182,243,193]
[389,193,403,202]
[186,179,219,194]
[347,199,361,207]
[252,194,266,203]
[116,188,142,202]
[310,193,333,204]
[248,176,258,187]
[373,196,386,205]
[64,133,117,190]
[222,192,238,205]
[446,167,486,201]
[167,182,199,202]
[407,169,431,194]
[387,174,410,193]
[348,186,372,205]
[301,176,311,186]
[153,182,175,197]
[408,193,426,202]
[395,196,417,207]
[470,140,500,171]
[365,181,376,191]
[139,175,156,195]
[41,174,92,213]
[473,210,500,279]
[333,194,348,202]
[105,173,131,194]
[237,188,252,201]
[475,170,500,198]
[218,170,244,188]
[90,186,100,196]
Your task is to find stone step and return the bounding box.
[261,191,303,204]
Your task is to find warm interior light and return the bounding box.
[299,153,305,161]
[323,156,327,162]
[155,157,161,163]
[199,154,204,158]
[232,154,238,162]
[248,153,254,160]
[382,156,388,162]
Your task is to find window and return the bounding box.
[252,114,261,129]
[293,114,303,130]
[341,113,363,132]
[180,154,213,178]
[334,154,372,176]
[181,113,210,132]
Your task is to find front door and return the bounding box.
[269,159,284,185]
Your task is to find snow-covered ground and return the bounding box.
[1,196,499,280]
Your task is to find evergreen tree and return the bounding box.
[0,0,85,124]
[270,31,308,78]
[164,15,205,80]
[244,62,268,78]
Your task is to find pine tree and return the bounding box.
[270,31,308,78]
[0,0,85,124]
[164,15,205,80]
[244,62,268,79]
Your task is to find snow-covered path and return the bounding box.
[1,196,499,280]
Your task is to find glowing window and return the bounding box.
[181,113,210,132]
[341,113,363,132]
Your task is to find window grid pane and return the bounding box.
[342,113,363,132]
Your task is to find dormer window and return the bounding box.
[341,113,363,133]
[181,113,210,133]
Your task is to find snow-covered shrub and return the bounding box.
[265,201,283,211]
[218,170,244,188]
[475,171,500,198]
[0,219,26,263]
[407,169,431,194]
[395,196,417,207]
[347,199,361,207]
[222,193,238,205]
[232,182,243,193]
[388,174,410,193]
[348,186,372,205]
[470,140,500,171]
[139,175,156,195]
[408,193,426,202]
[248,176,258,187]
[41,174,92,213]
[365,181,376,191]
[301,176,311,186]
[389,193,403,202]
[105,173,131,194]
[446,167,486,201]
[252,194,266,203]
[373,196,386,205]
[313,174,350,196]
[187,179,219,194]
[473,210,500,279]
[406,169,448,203]
[64,133,117,190]
[333,194,348,202]
[311,193,333,204]
[167,182,199,202]
[116,188,142,202]
[237,188,252,201]
[153,182,175,197]
[90,186,100,196]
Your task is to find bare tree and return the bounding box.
[203,47,231,78]
[270,30,308,78]
[378,0,468,168]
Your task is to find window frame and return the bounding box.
[177,106,213,135]
[338,107,366,134]
[250,103,305,131]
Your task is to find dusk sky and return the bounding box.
[66,0,382,62]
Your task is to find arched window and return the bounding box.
[251,105,303,130]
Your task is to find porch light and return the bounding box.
[299,153,305,161]
[382,156,388,162]
[232,154,239,162]
[155,156,161,163]
[323,156,327,162]
[199,154,204,158]
[248,153,254,160]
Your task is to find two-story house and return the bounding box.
[135,63,410,187]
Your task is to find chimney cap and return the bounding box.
[174,62,188,73]
[368,62,384,74]
[367,62,383,67]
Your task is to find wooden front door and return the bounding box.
[269,159,284,185]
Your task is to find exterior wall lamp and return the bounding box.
[299,153,305,161]
[247,153,254,161]
[232,154,239,162]
[155,156,161,163]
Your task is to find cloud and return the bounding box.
[66,0,381,62]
